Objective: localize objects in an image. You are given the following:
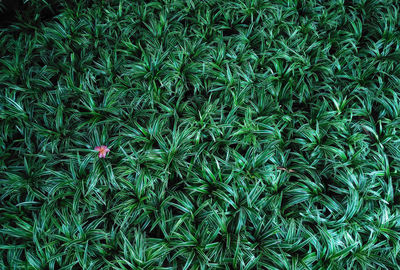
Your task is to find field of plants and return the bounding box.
[1,0,400,269]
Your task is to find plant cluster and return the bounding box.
[1,0,400,269]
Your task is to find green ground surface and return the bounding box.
[1,0,400,269]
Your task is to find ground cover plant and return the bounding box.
[1,0,400,269]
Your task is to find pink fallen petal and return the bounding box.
[95,145,110,158]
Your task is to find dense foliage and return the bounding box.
[1,0,400,269]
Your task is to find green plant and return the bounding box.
[1,0,400,269]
